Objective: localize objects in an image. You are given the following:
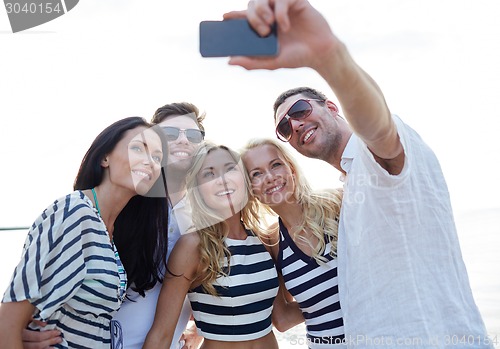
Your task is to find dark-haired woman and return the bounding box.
[0,117,169,349]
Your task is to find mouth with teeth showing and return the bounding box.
[216,189,235,196]
[132,170,152,181]
[265,183,285,195]
[171,151,191,159]
[302,128,316,143]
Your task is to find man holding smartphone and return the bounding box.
[224,0,492,348]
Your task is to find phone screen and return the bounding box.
[199,19,278,57]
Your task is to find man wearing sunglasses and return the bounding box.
[225,1,492,348]
[110,102,205,349]
[20,103,206,349]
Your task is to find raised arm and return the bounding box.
[225,0,404,172]
[142,233,200,349]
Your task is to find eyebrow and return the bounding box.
[201,161,237,171]
[249,158,280,172]
[130,139,156,146]
[130,139,163,153]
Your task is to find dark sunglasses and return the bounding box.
[275,99,324,142]
[161,126,205,144]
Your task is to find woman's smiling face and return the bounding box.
[105,126,163,196]
[196,148,247,217]
[243,144,296,207]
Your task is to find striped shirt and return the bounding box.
[2,191,125,349]
[276,218,345,348]
[188,229,279,341]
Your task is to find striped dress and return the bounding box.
[188,229,279,341]
[2,191,126,348]
[276,218,345,348]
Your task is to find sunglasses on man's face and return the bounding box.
[275,99,324,142]
[161,126,205,144]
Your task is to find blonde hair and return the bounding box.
[241,138,342,263]
[186,142,263,296]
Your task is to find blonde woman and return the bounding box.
[241,138,345,349]
[143,142,280,349]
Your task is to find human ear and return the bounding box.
[101,157,109,168]
[326,100,339,114]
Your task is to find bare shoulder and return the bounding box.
[171,233,201,260]
[176,231,201,248]
[168,232,201,276]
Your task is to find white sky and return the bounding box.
[1,0,499,228]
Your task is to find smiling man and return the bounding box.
[19,106,206,349]
[110,102,206,349]
[225,0,492,347]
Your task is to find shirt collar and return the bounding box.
[340,134,357,181]
[171,195,187,211]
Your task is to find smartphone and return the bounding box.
[199,19,278,57]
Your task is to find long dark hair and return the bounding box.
[74,116,169,296]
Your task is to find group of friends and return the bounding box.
[0,0,493,348]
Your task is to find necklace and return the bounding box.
[91,187,127,300]
[91,188,101,216]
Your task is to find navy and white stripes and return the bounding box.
[2,191,125,348]
[276,219,345,347]
[188,230,279,341]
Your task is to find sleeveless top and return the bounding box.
[276,218,345,347]
[187,229,279,341]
